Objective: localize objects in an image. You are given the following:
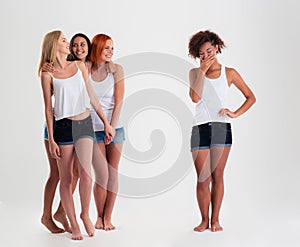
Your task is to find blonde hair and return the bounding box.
[37,30,62,76]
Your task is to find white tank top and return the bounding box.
[52,62,90,120]
[194,65,231,126]
[89,72,122,131]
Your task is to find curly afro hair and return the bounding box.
[188,30,225,59]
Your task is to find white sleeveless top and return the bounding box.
[194,65,231,126]
[89,72,122,131]
[52,62,90,120]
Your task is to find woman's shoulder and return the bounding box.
[74,60,85,68]
[225,66,241,85]
[225,66,238,77]
[112,63,124,82]
[74,60,88,74]
[114,63,123,72]
[106,62,123,74]
[41,71,52,80]
[189,67,199,78]
[112,63,124,75]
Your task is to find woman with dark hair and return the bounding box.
[188,30,256,232]
[68,33,92,62]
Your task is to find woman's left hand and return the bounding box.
[219,108,237,118]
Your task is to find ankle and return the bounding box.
[41,214,52,220]
[80,213,91,220]
[211,218,220,224]
[201,218,210,223]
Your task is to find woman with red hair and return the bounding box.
[89,34,125,231]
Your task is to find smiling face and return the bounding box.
[100,39,114,62]
[199,42,218,61]
[71,36,89,62]
[56,33,70,55]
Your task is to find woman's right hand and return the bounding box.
[49,140,61,159]
[104,124,115,145]
[199,55,216,74]
[42,62,55,73]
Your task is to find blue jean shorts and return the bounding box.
[191,122,232,151]
[94,127,125,144]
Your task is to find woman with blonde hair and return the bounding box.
[40,33,92,234]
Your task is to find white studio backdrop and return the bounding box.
[0,0,299,246]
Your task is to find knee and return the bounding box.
[211,172,224,184]
[197,178,211,190]
[72,168,79,181]
[107,174,118,189]
[79,169,92,183]
[47,172,60,184]
[95,173,109,188]
[60,176,73,187]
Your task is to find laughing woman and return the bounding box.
[188,30,256,232]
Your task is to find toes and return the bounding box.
[71,235,83,240]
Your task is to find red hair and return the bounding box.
[90,34,112,66]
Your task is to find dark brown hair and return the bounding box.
[188,30,225,59]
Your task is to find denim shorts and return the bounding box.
[54,115,95,145]
[94,127,125,144]
[44,119,56,140]
[191,122,232,151]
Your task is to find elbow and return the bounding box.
[190,93,201,103]
[45,107,53,116]
[189,89,201,103]
[250,93,257,105]
[191,97,200,103]
[253,94,257,104]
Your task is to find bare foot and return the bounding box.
[104,218,116,231]
[81,214,95,237]
[211,221,223,232]
[194,220,209,232]
[41,215,65,234]
[71,228,83,240]
[95,216,104,230]
[53,212,72,233]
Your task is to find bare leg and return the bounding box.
[192,149,211,232]
[103,143,123,231]
[54,154,79,233]
[57,145,82,240]
[92,143,108,230]
[210,146,231,232]
[75,138,95,237]
[41,140,65,234]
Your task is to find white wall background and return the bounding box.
[0,0,299,246]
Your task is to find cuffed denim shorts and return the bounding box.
[191,122,232,151]
[54,115,95,145]
[94,127,125,144]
